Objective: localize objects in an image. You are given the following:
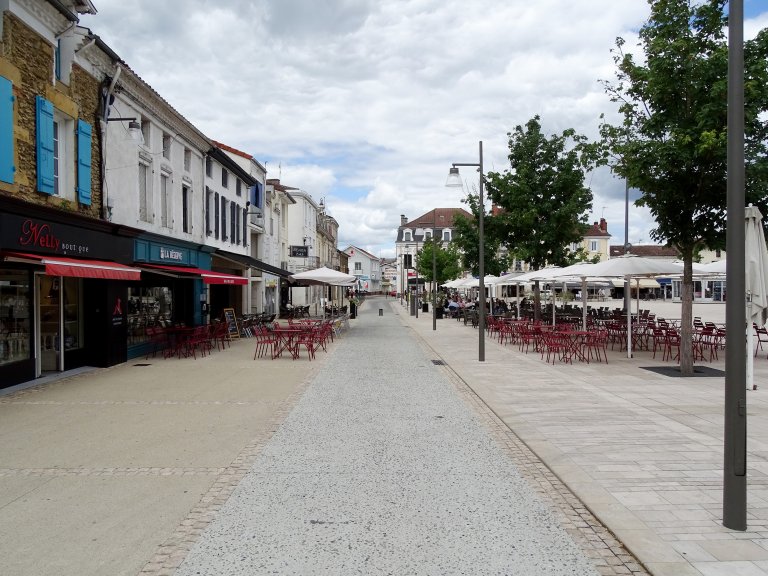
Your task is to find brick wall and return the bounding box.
[0,12,101,220]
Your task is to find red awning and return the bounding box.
[141,264,248,285]
[3,252,141,281]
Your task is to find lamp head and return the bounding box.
[445,166,462,188]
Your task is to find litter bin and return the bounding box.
[379,308,383,316]
[422,302,429,313]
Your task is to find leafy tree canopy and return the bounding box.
[415,237,463,284]
[600,0,768,257]
[484,115,599,270]
[451,195,509,277]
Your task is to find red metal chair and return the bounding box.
[664,328,681,362]
[253,326,277,359]
[584,330,609,364]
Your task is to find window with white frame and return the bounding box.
[221,168,229,188]
[590,240,598,252]
[138,162,152,223]
[183,148,191,172]
[236,179,241,196]
[182,185,191,233]
[52,110,74,200]
[160,171,172,228]
[205,156,212,177]
[162,132,171,160]
[443,230,451,242]
[355,262,362,271]
[404,230,412,241]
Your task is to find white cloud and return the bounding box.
[80,0,766,262]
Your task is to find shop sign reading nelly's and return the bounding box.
[0,214,132,260]
[19,220,89,255]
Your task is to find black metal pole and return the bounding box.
[433,238,437,331]
[478,141,485,361]
[723,0,746,531]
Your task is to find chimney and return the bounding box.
[599,218,607,232]
[400,214,408,226]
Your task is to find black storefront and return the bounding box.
[0,209,138,389]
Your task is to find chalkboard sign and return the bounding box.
[222,308,240,339]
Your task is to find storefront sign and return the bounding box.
[134,240,198,267]
[0,214,132,260]
[290,245,309,258]
[159,247,184,261]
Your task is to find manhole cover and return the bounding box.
[133,363,152,367]
[431,359,445,365]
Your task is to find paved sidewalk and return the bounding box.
[2,296,765,575]
[0,337,319,576]
[174,301,609,575]
[398,298,768,576]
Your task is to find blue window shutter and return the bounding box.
[35,96,55,194]
[76,119,92,205]
[0,76,14,184]
[249,182,264,209]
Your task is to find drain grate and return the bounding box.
[431,359,446,365]
[133,363,152,367]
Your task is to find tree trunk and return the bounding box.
[680,257,695,376]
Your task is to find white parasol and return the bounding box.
[745,206,768,390]
[289,266,357,286]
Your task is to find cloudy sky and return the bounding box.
[81,1,768,259]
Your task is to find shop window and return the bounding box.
[62,277,82,352]
[127,286,174,346]
[0,269,31,366]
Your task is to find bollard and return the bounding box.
[379,308,383,316]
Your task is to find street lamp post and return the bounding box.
[432,236,437,331]
[414,249,419,318]
[447,141,486,362]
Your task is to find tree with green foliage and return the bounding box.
[415,236,463,285]
[451,197,508,277]
[481,115,598,319]
[600,0,768,375]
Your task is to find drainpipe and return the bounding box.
[99,66,121,220]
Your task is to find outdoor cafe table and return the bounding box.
[556,329,591,363]
[271,326,305,359]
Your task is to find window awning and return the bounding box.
[140,263,248,285]
[213,250,292,277]
[3,251,141,280]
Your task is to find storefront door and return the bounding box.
[36,273,62,374]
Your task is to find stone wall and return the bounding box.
[0,12,101,220]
